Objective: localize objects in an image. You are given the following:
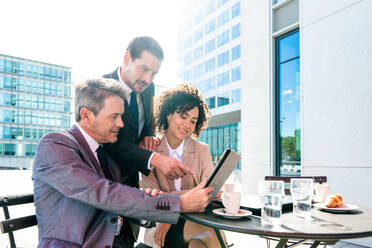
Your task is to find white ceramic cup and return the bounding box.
[222,192,241,215]
[224,183,235,193]
[314,183,330,203]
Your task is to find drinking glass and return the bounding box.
[290,179,314,219]
[258,180,285,226]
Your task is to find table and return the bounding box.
[181,201,372,248]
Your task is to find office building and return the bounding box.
[177,0,242,167]
[0,54,72,169]
[179,1,372,245]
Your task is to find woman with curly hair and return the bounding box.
[142,83,226,248]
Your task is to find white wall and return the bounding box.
[240,0,272,195]
[301,0,372,246]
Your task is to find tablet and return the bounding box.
[205,148,241,200]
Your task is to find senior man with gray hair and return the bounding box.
[32,78,213,248]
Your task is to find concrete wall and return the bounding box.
[240,0,272,195]
[301,0,372,245]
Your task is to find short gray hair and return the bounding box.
[74,78,126,122]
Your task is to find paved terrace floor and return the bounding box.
[1,171,370,247]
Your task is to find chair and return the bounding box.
[263,176,328,248]
[0,193,36,248]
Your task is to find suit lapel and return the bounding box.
[68,125,102,174]
[181,137,196,190]
[157,136,176,192]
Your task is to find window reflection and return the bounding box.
[276,30,300,176]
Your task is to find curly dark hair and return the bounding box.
[154,83,210,138]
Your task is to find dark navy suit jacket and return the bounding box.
[103,68,155,188]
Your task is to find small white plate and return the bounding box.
[212,208,252,219]
[313,203,359,213]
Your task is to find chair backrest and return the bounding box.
[264,176,327,195]
[0,193,37,248]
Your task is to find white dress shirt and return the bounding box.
[116,68,154,170]
[117,68,145,137]
[165,137,184,191]
[76,124,100,163]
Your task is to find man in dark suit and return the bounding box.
[103,36,192,190]
[32,78,213,248]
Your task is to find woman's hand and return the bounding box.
[155,223,171,247]
[214,190,223,200]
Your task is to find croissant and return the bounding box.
[325,194,343,208]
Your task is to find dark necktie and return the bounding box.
[129,91,139,134]
[96,145,114,181]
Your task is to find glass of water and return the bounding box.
[258,180,285,226]
[290,178,314,219]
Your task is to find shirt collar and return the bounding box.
[76,123,100,154]
[117,67,133,94]
[165,136,184,158]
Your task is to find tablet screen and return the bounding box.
[205,148,241,200]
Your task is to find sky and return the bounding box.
[0,0,183,87]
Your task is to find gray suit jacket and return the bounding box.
[32,125,180,248]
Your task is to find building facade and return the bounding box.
[240,0,372,246]
[177,0,242,168]
[0,54,72,169]
[179,1,372,245]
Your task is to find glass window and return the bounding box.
[231,2,240,19]
[231,66,241,82]
[3,126,11,139]
[217,71,229,87]
[217,0,229,7]
[232,44,241,60]
[24,128,31,140]
[194,27,203,42]
[62,115,70,128]
[217,30,230,47]
[217,9,229,27]
[0,59,4,72]
[276,30,300,176]
[44,67,51,79]
[232,88,241,103]
[231,23,241,40]
[25,144,37,156]
[204,57,216,73]
[32,65,39,78]
[183,69,193,81]
[194,63,204,78]
[199,123,241,169]
[12,62,19,74]
[205,19,216,35]
[19,62,25,75]
[205,38,216,54]
[0,75,3,88]
[205,1,215,16]
[217,51,230,67]
[4,77,12,89]
[5,60,12,73]
[194,46,204,60]
[4,144,16,156]
[206,96,215,109]
[183,52,193,65]
[205,77,216,92]
[218,92,230,107]
[64,86,71,97]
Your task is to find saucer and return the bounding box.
[212,208,252,219]
[313,203,359,213]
